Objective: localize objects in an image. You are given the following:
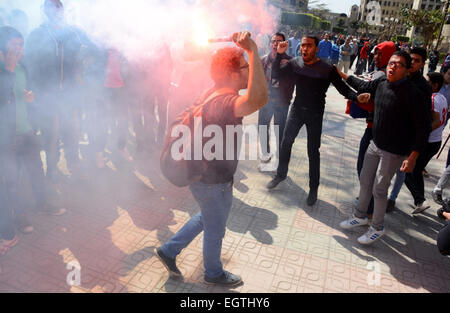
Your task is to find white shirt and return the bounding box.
[429,92,449,143]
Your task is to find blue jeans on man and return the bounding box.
[160,181,233,278]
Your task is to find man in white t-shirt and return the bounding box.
[405,72,447,214]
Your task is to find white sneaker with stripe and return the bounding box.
[339,215,369,229]
[357,226,385,245]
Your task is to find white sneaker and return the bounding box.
[339,215,369,229]
[260,152,272,164]
[258,160,278,172]
[357,226,385,245]
[412,200,431,215]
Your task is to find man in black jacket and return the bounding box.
[266,35,360,206]
[339,51,431,245]
[25,0,85,179]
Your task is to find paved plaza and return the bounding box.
[0,77,449,293]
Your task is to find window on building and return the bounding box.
[421,4,426,9]
[290,0,296,6]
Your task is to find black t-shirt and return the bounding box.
[199,93,242,184]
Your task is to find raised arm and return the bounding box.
[271,40,294,80]
[233,31,268,118]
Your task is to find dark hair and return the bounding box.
[0,26,23,54]
[210,47,244,86]
[273,32,286,41]
[392,50,412,69]
[442,64,450,75]
[302,35,319,47]
[427,72,444,91]
[410,47,427,63]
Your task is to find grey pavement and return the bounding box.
[0,69,449,293]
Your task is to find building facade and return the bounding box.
[268,0,309,13]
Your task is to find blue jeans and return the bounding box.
[160,181,233,278]
[258,97,289,157]
[389,169,405,201]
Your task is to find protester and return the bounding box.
[155,31,268,286]
[339,51,430,244]
[258,32,294,172]
[25,0,85,180]
[338,37,352,74]
[266,35,361,206]
[385,47,433,213]
[317,33,332,64]
[355,40,370,75]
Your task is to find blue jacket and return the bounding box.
[317,40,332,59]
[331,44,340,60]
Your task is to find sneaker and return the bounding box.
[154,247,182,277]
[357,226,385,245]
[15,214,34,234]
[260,152,272,164]
[307,188,318,206]
[39,205,67,216]
[119,147,133,162]
[267,176,285,189]
[257,161,278,172]
[339,215,369,229]
[96,152,106,169]
[412,201,431,215]
[0,236,19,257]
[386,199,396,213]
[431,190,444,206]
[204,270,242,286]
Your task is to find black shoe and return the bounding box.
[432,190,444,206]
[154,247,182,277]
[386,199,396,213]
[267,176,285,189]
[307,188,318,206]
[204,271,242,286]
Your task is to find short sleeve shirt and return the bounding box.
[429,92,448,143]
[200,93,242,184]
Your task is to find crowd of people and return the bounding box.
[1,0,449,287]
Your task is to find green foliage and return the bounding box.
[399,7,444,47]
[321,20,331,31]
[280,12,314,27]
[332,27,345,34]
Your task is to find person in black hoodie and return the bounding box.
[339,51,431,245]
[25,0,85,180]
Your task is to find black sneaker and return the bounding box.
[154,247,182,277]
[204,271,242,286]
[386,199,396,213]
[307,188,318,206]
[432,190,444,206]
[267,176,285,189]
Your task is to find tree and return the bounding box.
[400,7,444,48]
[308,0,330,20]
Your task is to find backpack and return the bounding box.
[160,88,235,187]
